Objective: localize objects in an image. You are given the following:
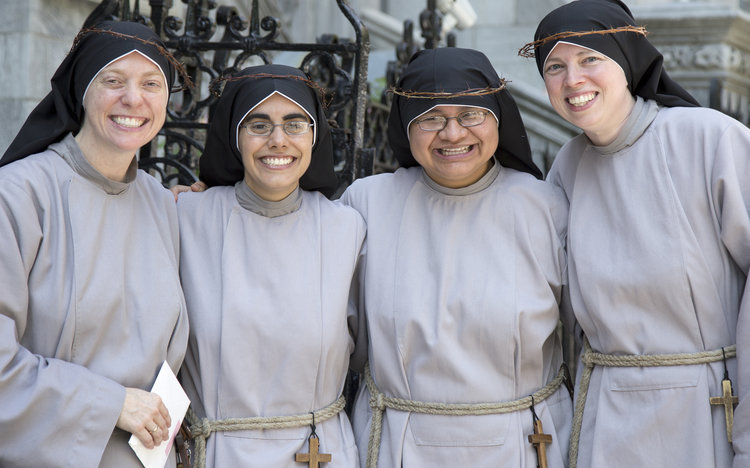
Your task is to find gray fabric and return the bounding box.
[234,180,302,218]
[547,103,750,468]
[0,134,189,467]
[177,186,365,467]
[341,166,571,467]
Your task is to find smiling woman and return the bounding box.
[0,21,188,467]
[176,64,365,468]
[524,0,750,467]
[340,47,572,468]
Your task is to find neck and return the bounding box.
[586,95,637,146]
[74,133,134,182]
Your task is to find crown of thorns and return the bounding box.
[390,82,507,99]
[71,26,194,90]
[209,72,330,107]
[518,26,648,58]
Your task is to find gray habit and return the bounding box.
[547,97,750,468]
[0,134,189,467]
[341,162,572,467]
[178,182,365,467]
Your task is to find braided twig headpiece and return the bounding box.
[209,72,330,107]
[518,26,648,58]
[71,26,194,90]
[390,81,507,100]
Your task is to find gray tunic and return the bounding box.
[0,134,189,467]
[178,182,365,467]
[341,162,572,467]
[547,97,750,468]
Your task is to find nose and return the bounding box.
[267,125,288,148]
[120,84,144,106]
[563,64,585,88]
[437,117,468,141]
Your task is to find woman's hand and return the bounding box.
[116,387,172,449]
[170,181,208,201]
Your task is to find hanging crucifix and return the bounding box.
[295,413,332,468]
[709,348,738,443]
[528,396,552,468]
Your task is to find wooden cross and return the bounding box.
[528,418,552,468]
[710,378,739,443]
[295,434,332,468]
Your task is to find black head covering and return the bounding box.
[388,47,541,179]
[199,64,338,197]
[1,21,176,167]
[532,0,699,108]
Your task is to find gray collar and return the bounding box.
[592,96,659,155]
[50,133,137,195]
[421,158,500,195]
[234,180,303,217]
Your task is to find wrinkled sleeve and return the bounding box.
[0,176,125,467]
[545,163,581,344]
[341,188,369,373]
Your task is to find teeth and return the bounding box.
[112,116,145,128]
[262,156,294,167]
[439,145,471,155]
[568,93,596,107]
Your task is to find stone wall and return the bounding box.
[0,0,96,153]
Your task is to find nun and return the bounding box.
[341,47,572,468]
[177,64,365,467]
[0,21,189,466]
[523,0,750,466]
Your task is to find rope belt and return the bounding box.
[186,395,346,468]
[364,364,567,468]
[569,341,737,468]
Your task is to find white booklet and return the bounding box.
[128,361,191,468]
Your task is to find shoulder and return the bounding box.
[0,149,71,207]
[499,168,568,212]
[0,149,69,183]
[654,106,744,134]
[176,185,234,214]
[341,167,420,208]
[306,190,366,230]
[134,170,178,203]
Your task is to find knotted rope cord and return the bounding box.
[185,395,346,468]
[569,340,736,468]
[364,363,567,468]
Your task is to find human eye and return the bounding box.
[459,111,485,125]
[101,75,123,86]
[582,55,602,65]
[418,115,446,130]
[544,62,563,74]
[284,121,308,134]
[246,121,272,134]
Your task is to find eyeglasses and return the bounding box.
[241,120,314,136]
[414,110,489,132]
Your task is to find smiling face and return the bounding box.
[76,51,168,161]
[543,42,636,146]
[238,93,313,201]
[407,105,498,189]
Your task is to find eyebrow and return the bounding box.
[101,68,164,79]
[247,112,308,121]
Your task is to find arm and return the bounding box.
[718,124,750,466]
